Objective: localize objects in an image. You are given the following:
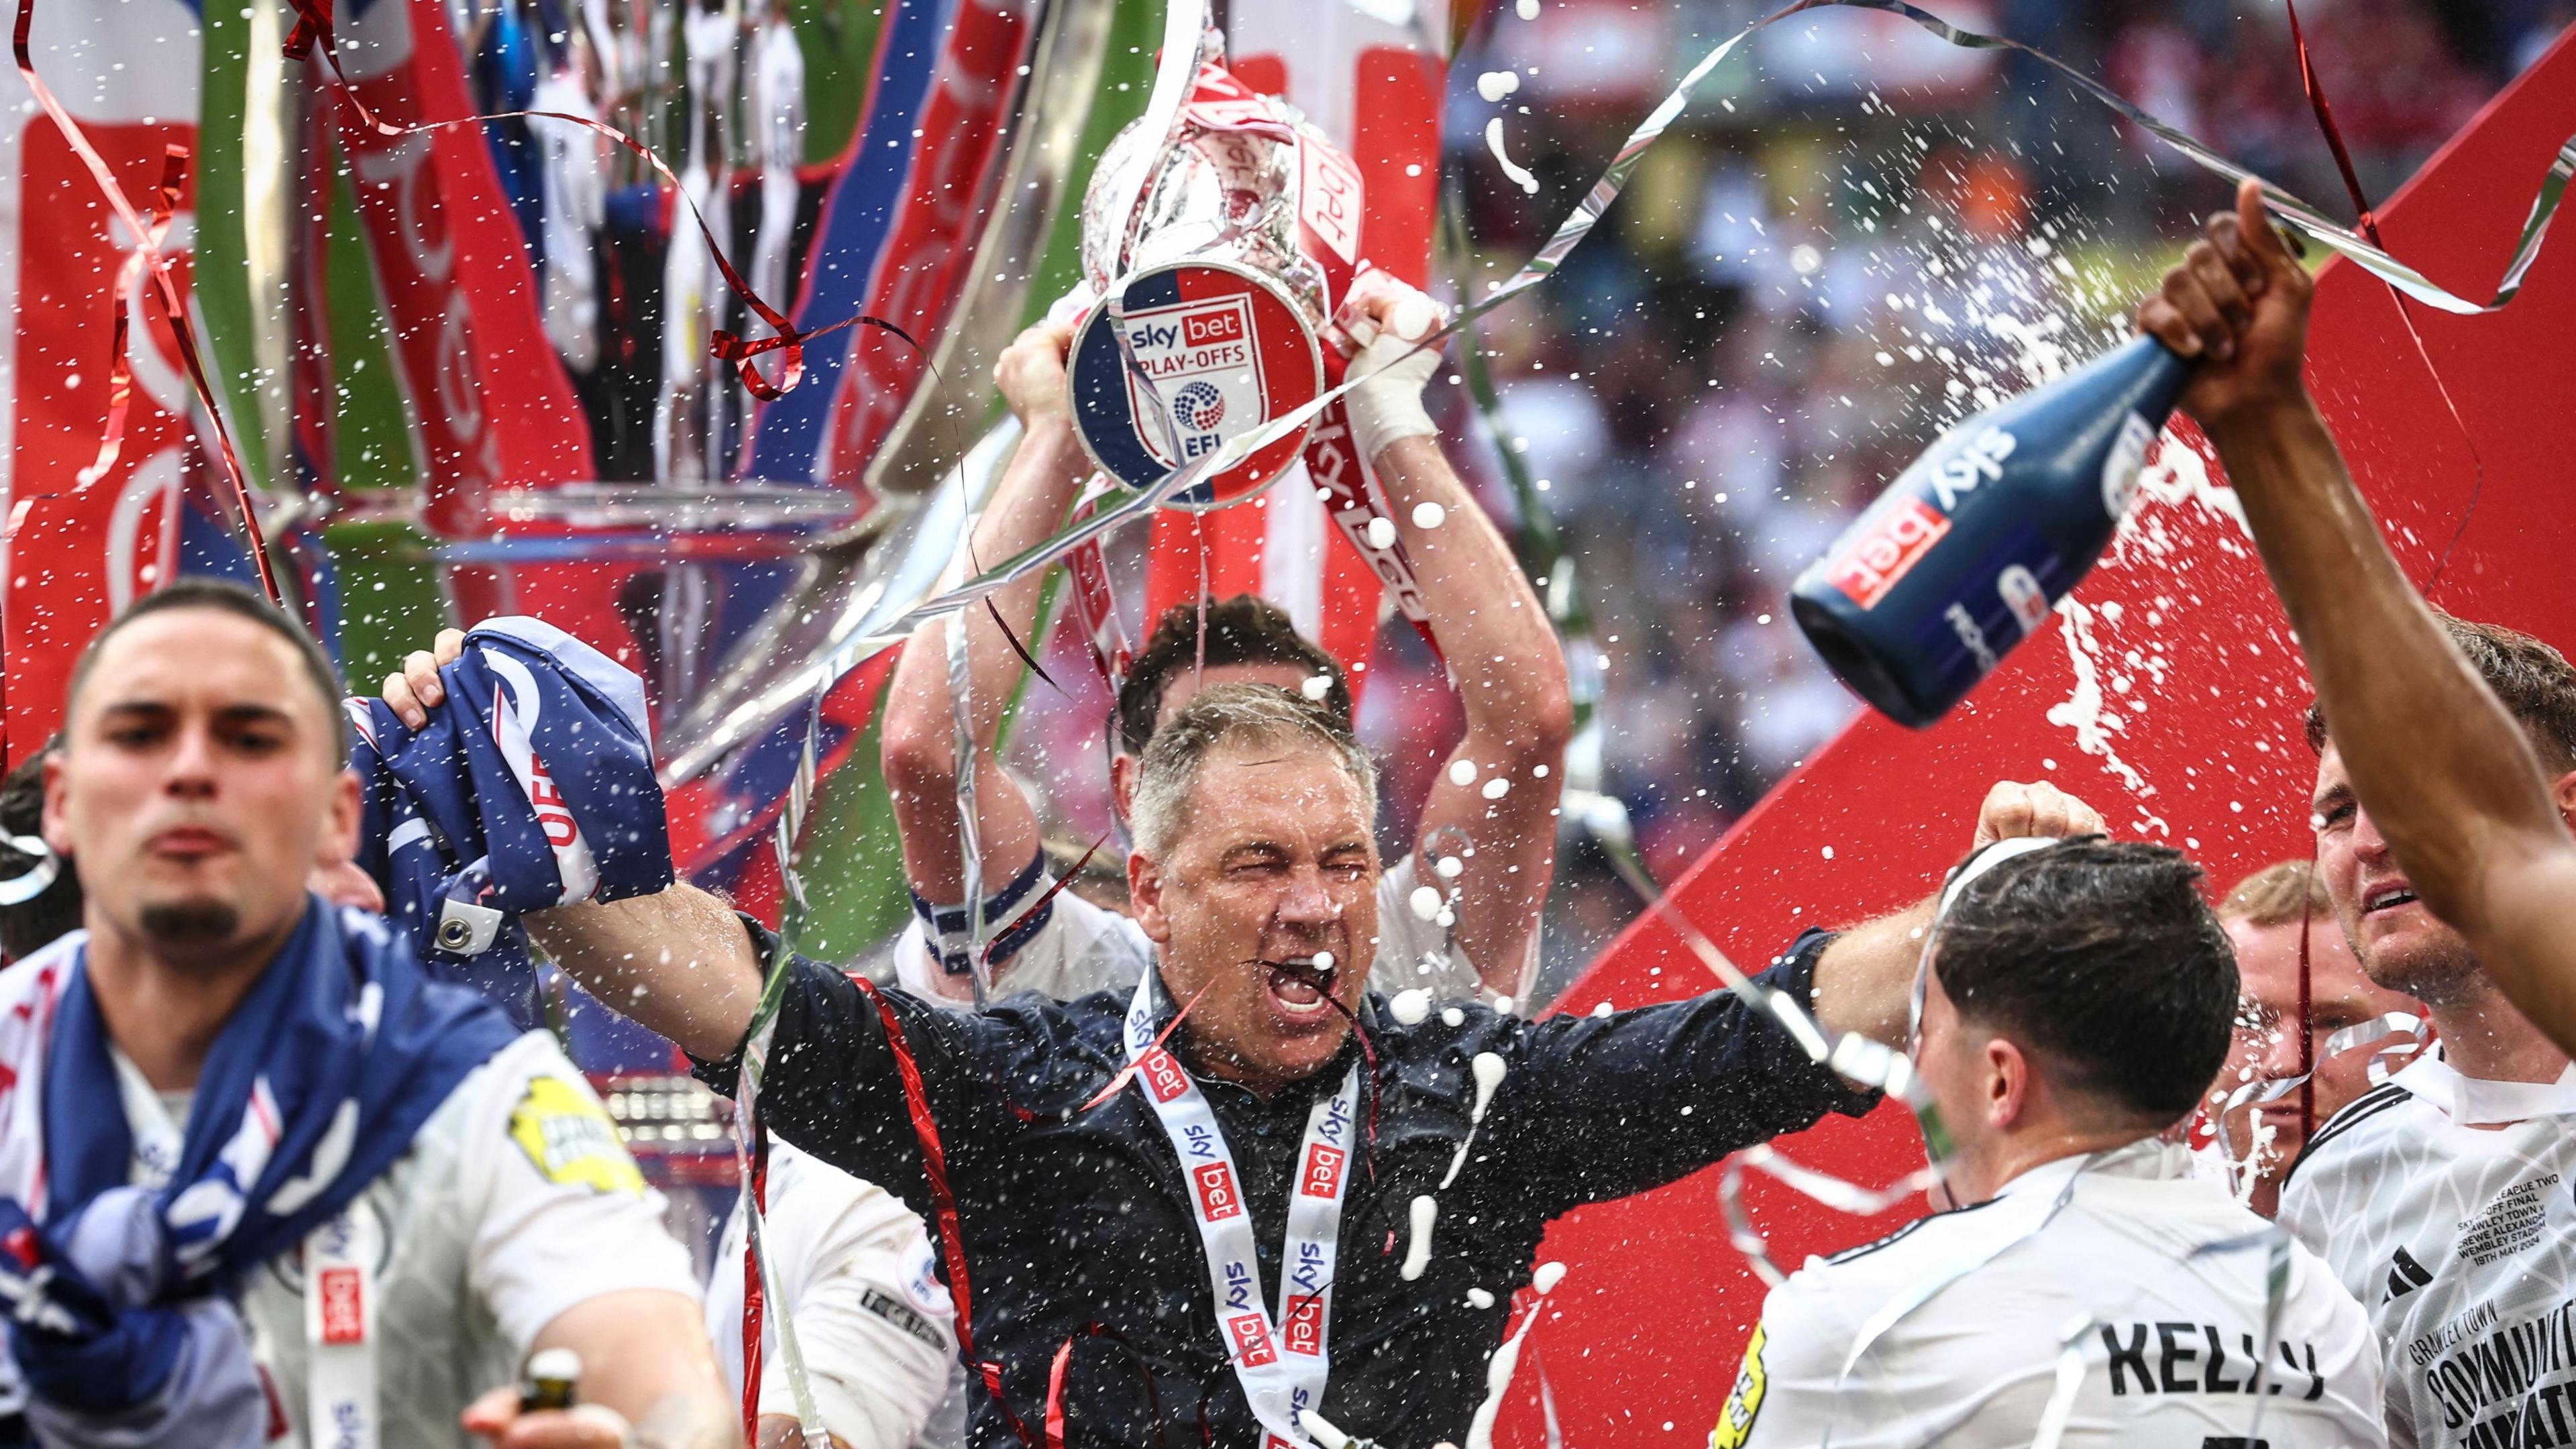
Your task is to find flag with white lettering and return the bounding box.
[346,616,671,1024]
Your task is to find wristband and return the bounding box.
[1343,293,1445,463]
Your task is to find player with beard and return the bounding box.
[2140,178,2576,1449]
[0,582,729,1449]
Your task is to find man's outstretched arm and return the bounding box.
[879,322,1092,943]
[2141,176,2576,1054]
[1807,780,2104,1046]
[525,885,766,1063]
[382,633,770,1060]
[1346,280,1574,997]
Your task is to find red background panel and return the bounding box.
[1501,29,2576,1444]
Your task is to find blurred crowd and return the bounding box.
[996,0,2560,1006]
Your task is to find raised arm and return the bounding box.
[379,633,769,1060]
[1345,279,1574,998]
[2141,176,2576,1053]
[1486,780,2104,1216]
[1809,781,2105,1046]
[879,321,1093,923]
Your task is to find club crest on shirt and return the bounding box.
[902,1232,951,1318]
[508,1076,645,1197]
[1711,1324,1767,1449]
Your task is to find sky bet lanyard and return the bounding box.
[1124,973,1362,1449]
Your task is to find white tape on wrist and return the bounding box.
[1344,297,1444,464]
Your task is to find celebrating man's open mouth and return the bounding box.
[1263,954,1341,1020]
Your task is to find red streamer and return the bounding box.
[847,973,1044,1449]
[1044,1336,1075,1449]
[739,1114,771,1446]
[11,0,282,609]
[276,0,913,402]
[78,146,185,492]
[984,834,1112,971]
[2282,0,2486,595]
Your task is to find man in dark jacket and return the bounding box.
[391,631,2099,1448]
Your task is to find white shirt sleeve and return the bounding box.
[1368,853,1529,1002]
[1718,1271,1878,1449]
[458,1032,705,1352]
[708,1147,959,1449]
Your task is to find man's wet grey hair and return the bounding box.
[1130,684,1377,861]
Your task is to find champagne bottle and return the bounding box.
[1790,335,2189,727]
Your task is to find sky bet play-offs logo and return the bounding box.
[1069,261,1324,510]
[1122,297,1260,466]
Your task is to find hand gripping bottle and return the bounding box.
[1790,335,2188,727]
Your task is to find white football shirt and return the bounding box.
[2279,1050,2576,1449]
[706,1142,964,1449]
[894,851,1507,1006]
[1715,1140,2383,1449]
[115,1030,703,1448]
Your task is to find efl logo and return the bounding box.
[1228,1312,1278,1367]
[1283,1295,1326,1356]
[1299,1143,1346,1199]
[1826,498,1951,609]
[1193,1162,1244,1221]
[1185,309,1245,347]
[1142,1050,1191,1104]
[317,1266,366,1345]
[1997,564,2049,636]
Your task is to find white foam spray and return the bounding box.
[1465,1263,1568,1449]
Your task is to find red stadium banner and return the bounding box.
[1511,30,2576,1448]
[0,0,204,755]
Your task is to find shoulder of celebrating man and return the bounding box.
[694,916,1131,1095]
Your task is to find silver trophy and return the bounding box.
[1066,44,1368,509]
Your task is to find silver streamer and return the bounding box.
[0,835,59,908]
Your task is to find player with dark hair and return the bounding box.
[0,580,728,1449]
[2139,177,2576,1448]
[875,274,1572,1009]
[1711,838,2382,1448]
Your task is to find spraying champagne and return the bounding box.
[1790,334,2190,726]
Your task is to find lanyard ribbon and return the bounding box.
[1122,973,1358,1449]
[303,1203,381,1449]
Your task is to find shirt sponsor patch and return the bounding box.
[508,1076,646,1196]
[317,1265,366,1345]
[861,1286,948,1350]
[1712,1324,1767,1449]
